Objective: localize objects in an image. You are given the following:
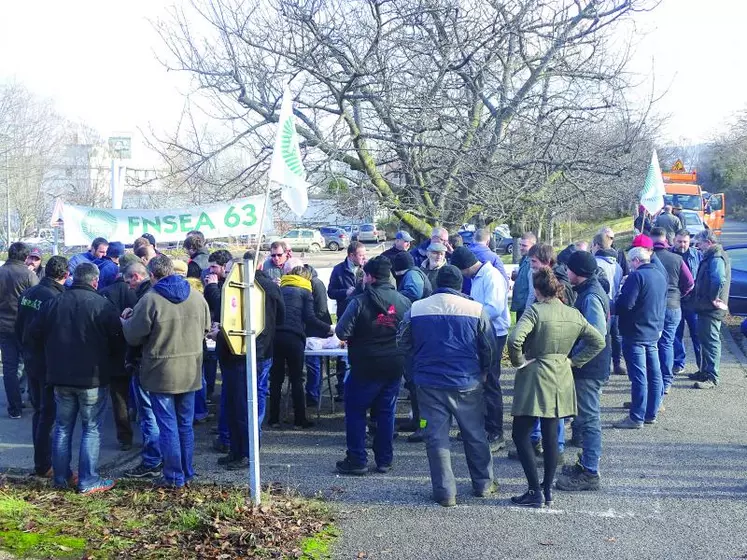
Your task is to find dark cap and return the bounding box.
[141,233,156,246]
[392,251,414,272]
[436,265,463,291]
[363,256,392,281]
[395,231,414,242]
[449,246,478,270]
[28,247,42,259]
[567,251,598,278]
[106,242,125,258]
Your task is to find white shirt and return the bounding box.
[469,261,510,336]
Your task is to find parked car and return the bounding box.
[457,230,514,255]
[357,223,386,242]
[319,226,349,251]
[340,225,360,239]
[725,244,747,315]
[680,210,707,236]
[264,228,325,252]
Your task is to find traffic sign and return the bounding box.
[219,262,265,355]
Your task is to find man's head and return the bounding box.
[574,240,589,252]
[141,233,157,247]
[147,254,174,282]
[44,256,69,284]
[649,226,667,245]
[74,262,100,289]
[89,237,108,259]
[674,229,691,252]
[186,230,205,243]
[436,265,463,291]
[347,241,367,267]
[119,253,139,274]
[268,240,290,268]
[208,249,233,279]
[283,257,305,275]
[592,233,611,253]
[393,231,413,251]
[663,204,673,214]
[362,256,391,285]
[519,232,537,257]
[172,259,188,277]
[450,246,480,278]
[627,247,651,270]
[7,242,30,262]
[392,252,415,276]
[448,233,463,249]
[430,227,449,245]
[527,243,555,272]
[673,204,683,215]
[106,242,125,263]
[427,242,447,268]
[183,234,206,258]
[567,251,598,286]
[599,226,615,245]
[474,229,492,247]
[134,241,157,264]
[695,230,718,253]
[25,247,42,270]
[123,262,149,290]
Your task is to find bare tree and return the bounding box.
[153,0,660,235]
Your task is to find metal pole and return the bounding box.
[243,257,261,505]
[253,179,273,260]
[110,158,117,209]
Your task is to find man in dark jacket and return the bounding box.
[650,227,694,396]
[690,231,731,389]
[327,241,367,399]
[31,262,123,493]
[613,247,667,429]
[557,252,610,491]
[67,237,108,284]
[302,262,332,408]
[467,228,509,284]
[122,255,211,488]
[95,242,125,291]
[510,232,536,321]
[184,232,210,279]
[0,241,38,418]
[672,229,702,374]
[397,265,497,507]
[100,254,138,450]
[15,256,68,476]
[410,227,452,268]
[392,251,432,302]
[335,256,412,475]
[654,205,683,245]
[381,230,413,261]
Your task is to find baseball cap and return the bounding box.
[631,234,654,250]
[141,233,156,246]
[28,247,42,259]
[395,231,414,242]
[427,242,447,253]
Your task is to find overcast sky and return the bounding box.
[0,0,744,162]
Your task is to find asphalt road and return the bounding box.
[719,218,747,247]
[1,220,746,559]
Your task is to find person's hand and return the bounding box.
[511,269,518,281]
[713,298,728,310]
[444,240,454,254]
[121,308,133,320]
[205,273,219,285]
[206,323,220,340]
[346,286,355,296]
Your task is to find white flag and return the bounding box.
[640,149,666,215]
[269,86,308,217]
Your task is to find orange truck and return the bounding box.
[662,160,725,235]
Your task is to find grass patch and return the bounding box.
[0,478,334,559]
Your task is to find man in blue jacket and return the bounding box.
[95,242,125,291]
[672,229,702,375]
[397,265,498,507]
[613,247,667,429]
[557,251,610,491]
[467,228,509,283]
[510,232,536,321]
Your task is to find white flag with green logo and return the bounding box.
[269,86,308,217]
[640,149,665,215]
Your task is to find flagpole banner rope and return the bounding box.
[60,195,269,246]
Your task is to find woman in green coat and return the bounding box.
[507,267,605,508]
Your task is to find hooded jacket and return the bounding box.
[328,257,359,317]
[571,275,611,380]
[0,259,39,334]
[553,264,577,307]
[95,257,120,291]
[693,245,731,318]
[396,267,433,303]
[122,274,211,394]
[336,282,412,380]
[510,256,531,313]
[470,261,510,336]
[278,275,331,342]
[100,276,137,378]
[615,262,667,343]
[31,283,124,388]
[654,212,683,244]
[653,241,695,309]
[672,246,701,309]
[15,276,65,376]
[594,249,623,303]
[306,265,332,338]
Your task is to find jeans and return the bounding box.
[226,358,272,458]
[0,332,23,415]
[610,316,622,367]
[109,377,133,445]
[530,418,566,453]
[150,391,196,487]
[305,356,322,403]
[674,308,701,370]
[335,357,349,396]
[697,313,722,383]
[344,374,400,467]
[573,378,605,473]
[622,340,662,423]
[132,377,161,468]
[52,386,108,490]
[27,372,55,474]
[193,373,209,421]
[484,335,506,438]
[417,385,493,501]
[658,307,682,393]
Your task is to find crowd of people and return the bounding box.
[0,219,730,506]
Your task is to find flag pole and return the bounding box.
[243,255,261,505]
[253,178,273,260]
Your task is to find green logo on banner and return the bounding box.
[81,209,118,240]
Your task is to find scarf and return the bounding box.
[280,274,312,292]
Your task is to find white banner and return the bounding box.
[61,195,270,246]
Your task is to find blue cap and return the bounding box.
[141,233,156,246]
[106,242,125,258]
[395,231,414,242]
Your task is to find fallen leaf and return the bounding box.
[358,553,368,558]
[57,545,73,552]
[605,537,617,543]
[539,541,554,546]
